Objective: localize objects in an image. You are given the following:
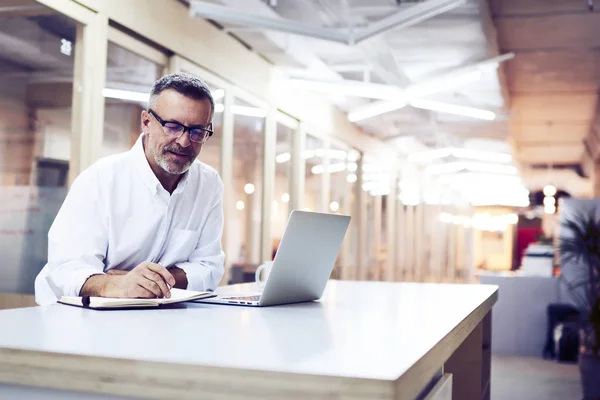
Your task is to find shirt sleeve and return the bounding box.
[175,180,225,292]
[43,169,108,300]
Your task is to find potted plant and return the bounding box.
[559,208,600,399]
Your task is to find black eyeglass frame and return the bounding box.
[148,108,213,144]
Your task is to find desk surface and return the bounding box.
[0,280,497,399]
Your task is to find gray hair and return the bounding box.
[148,72,215,114]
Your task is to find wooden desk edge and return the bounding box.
[0,347,395,400]
[393,287,498,400]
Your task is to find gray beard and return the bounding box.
[152,146,192,175]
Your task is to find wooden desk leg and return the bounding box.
[444,311,491,400]
[481,312,492,400]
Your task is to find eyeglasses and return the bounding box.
[148,109,213,144]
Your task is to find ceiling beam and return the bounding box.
[285,78,403,100]
[341,53,513,121]
[329,63,372,73]
[291,53,512,98]
[381,124,508,142]
[352,0,468,44]
[476,0,511,111]
[189,1,348,44]
[190,0,468,46]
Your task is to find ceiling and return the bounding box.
[189,0,534,203]
[191,0,509,149]
[491,0,598,192]
[188,0,600,200]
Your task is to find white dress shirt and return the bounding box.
[34,134,225,305]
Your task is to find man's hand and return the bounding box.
[81,262,175,299]
[106,269,128,276]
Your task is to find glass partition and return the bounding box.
[227,96,266,270]
[178,68,223,173]
[271,118,294,258]
[201,83,223,173]
[329,141,352,214]
[103,40,165,156]
[304,134,324,212]
[0,9,77,294]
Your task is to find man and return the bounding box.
[34,73,224,305]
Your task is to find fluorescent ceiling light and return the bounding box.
[399,192,420,206]
[471,198,530,208]
[471,53,515,72]
[232,105,267,118]
[362,163,387,173]
[345,69,489,122]
[369,189,391,196]
[348,151,360,162]
[424,162,465,175]
[329,149,349,159]
[276,153,291,163]
[425,162,517,175]
[439,213,521,232]
[408,148,453,163]
[311,163,348,174]
[362,172,388,182]
[276,149,349,163]
[214,104,267,118]
[361,181,382,192]
[287,78,403,100]
[440,172,523,185]
[451,148,512,163]
[348,99,407,122]
[467,163,517,175]
[102,91,266,119]
[212,89,225,100]
[409,99,496,120]
[409,147,512,163]
[302,150,316,159]
[103,88,149,103]
[405,70,482,99]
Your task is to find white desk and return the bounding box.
[0,281,497,400]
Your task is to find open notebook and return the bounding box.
[58,288,216,310]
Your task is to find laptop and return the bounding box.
[197,210,350,307]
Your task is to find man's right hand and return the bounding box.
[80,262,175,299]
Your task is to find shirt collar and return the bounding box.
[131,133,192,195]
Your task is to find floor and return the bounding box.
[491,355,582,400]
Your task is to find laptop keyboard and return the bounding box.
[225,295,261,302]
